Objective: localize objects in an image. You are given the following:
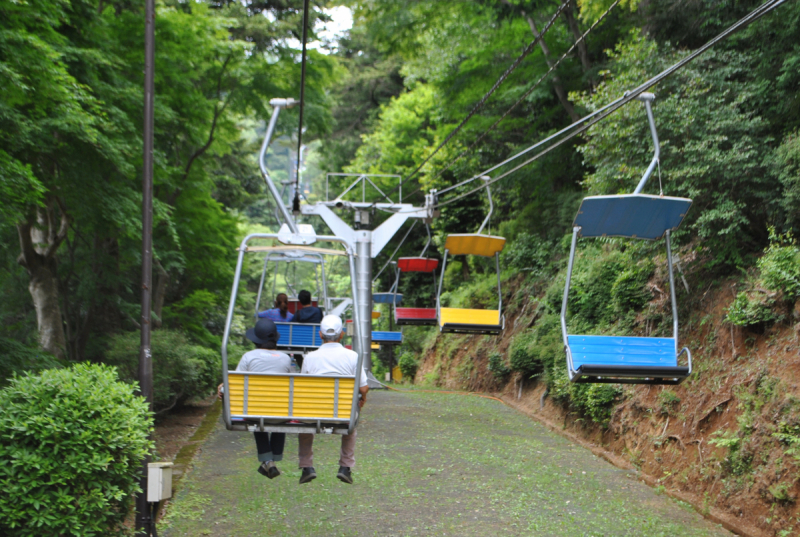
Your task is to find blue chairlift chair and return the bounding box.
[561,93,693,385]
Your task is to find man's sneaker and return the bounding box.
[258,461,280,479]
[336,466,353,485]
[299,467,317,484]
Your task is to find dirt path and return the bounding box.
[161,390,731,536]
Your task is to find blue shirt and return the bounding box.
[257,308,294,322]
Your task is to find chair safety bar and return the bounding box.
[222,232,364,435]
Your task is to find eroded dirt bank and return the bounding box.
[415,278,800,537]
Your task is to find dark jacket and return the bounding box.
[293,306,323,324]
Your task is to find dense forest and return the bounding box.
[2,0,800,531]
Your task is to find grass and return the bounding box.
[161,390,730,536]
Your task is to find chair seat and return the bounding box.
[395,307,437,325]
[372,331,403,345]
[444,234,506,257]
[373,292,403,305]
[567,335,678,368]
[439,308,502,334]
[574,194,692,240]
[397,257,439,273]
[275,323,322,348]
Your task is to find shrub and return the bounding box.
[658,389,681,415]
[0,336,61,387]
[398,352,419,380]
[503,233,555,277]
[509,314,563,377]
[0,363,153,536]
[611,259,655,313]
[487,351,511,382]
[726,291,777,327]
[758,228,800,301]
[105,329,221,412]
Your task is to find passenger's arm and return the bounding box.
[358,385,369,408]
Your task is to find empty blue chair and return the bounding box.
[371,331,403,346]
[561,93,692,385]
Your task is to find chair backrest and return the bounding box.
[275,322,322,348]
[227,372,354,420]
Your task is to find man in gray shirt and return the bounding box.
[220,318,292,479]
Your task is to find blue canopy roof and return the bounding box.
[573,194,692,240]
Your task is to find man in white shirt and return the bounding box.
[298,315,368,485]
[220,318,292,479]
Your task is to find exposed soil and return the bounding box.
[154,395,218,462]
[415,274,800,537]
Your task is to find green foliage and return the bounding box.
[509,314,563,378]
[657,389,681,416]
[552,375,622,427]
[398,351,419,380]
[725,291,777,328]
[758,229,800,301]
[611,259,655,313]
[503,234,556,277]
[726,228,800,327]
[773,421,800,461]
[0,363,153,536]
[487,351,511,381]
[768,482,794,504]
[164,290,224,348]
[105,330,220,412]
[0,337,61,386]
[709,430,751,476]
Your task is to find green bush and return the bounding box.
[503,233,555,277]
[0,337,61,387]
[0,363,153,536]
[725,291,778,327]
[611,259,655,313]
[552,376,621,427]
[105,329,221,412]
[398,351,419,380]
[509,314,563,377]
[758,228,800,301]
[487,351,511,381]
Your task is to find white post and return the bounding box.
[355,231,373,371]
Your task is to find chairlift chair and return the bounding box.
[221,225,365,435]
[561,93,693,385]
[392,225,440,326]
[253,246,335,317]
[437,179,506,335]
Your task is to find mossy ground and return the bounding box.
[161,391,730,536]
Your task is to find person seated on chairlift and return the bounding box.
[217,318,292,480]
[258,292,294,322]
[297,315,368,485]
[293,289,323,324]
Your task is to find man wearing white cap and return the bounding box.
[297,314,369,485]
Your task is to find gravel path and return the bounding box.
[161,390,731,536]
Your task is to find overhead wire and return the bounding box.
[293,0,311,213]
[427,0,789,210]
[376,0,573,206]
[433,0,621,192]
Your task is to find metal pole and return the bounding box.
[259,102,298,232]
[136,0,155,532]
[355,231,373,371]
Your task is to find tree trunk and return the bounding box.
[562,2,592,75]
[17,199,70,360]
[28,259,66,359]
[524,14,581,123]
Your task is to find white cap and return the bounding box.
[320,315,343,337]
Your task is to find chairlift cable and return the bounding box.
[293,0,311,213]
[373,220,418,283]
[375,0,572,205]
[434,0,621,195]
[429,0,788,210]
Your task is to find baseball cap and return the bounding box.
[320,315,343,337]
[246,318,280,346]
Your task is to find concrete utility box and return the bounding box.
[147,462,174,502]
